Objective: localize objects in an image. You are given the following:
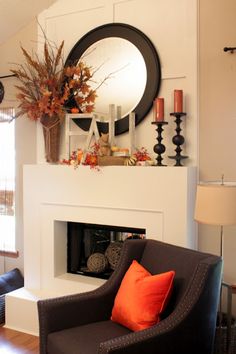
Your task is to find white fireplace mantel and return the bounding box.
[5,165,197,335]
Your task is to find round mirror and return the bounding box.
[81,37,147,119]
[65,23,161,135]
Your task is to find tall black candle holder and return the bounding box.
[168,112,188,166]
[151,121,168,166]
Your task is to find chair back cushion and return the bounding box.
[139,240,218,317]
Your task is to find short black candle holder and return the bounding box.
[168,112,188,166]
[152,121,168,166]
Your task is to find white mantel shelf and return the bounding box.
[5,164,197,335]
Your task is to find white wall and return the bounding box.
[37,0,198,166]
[0,0,200,290]
[0,0,198,279]
[199,0,236,315]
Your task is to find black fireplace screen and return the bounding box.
[67,222,145,279]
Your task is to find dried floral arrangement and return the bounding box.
[61,143,100,170]
[133,147,152,162]
[61,145,153,169]
[10,31,108,163]
[11,38,97,122]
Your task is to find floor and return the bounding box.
[0,326,39,354]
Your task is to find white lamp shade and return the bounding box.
[194,184,236,226]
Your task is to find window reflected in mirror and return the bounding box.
[82,37,147,120]
[66,23,161,135]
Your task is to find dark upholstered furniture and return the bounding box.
[0,268,24,323]
[37,239,222,354]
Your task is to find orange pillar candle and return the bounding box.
[155,98,164,121]
[174,90,183,113]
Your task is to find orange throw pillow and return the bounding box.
[111,260,175,331]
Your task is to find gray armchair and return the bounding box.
[38,239,222,354]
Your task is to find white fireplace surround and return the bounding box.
[41,204,162,293]
[5,165,197,335]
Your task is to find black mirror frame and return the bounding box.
[0,81,4,104]
[65,23,161,135]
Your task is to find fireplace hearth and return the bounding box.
[67,222,146,279]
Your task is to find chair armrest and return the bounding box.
[38,289,114,334]
[99,259,222,354]
[38,239,146,354]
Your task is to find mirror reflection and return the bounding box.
[66,23,161,135]
[81,37,147,120]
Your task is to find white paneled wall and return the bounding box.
[37,0,198,166]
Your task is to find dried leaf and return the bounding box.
[54,41,64,67]
[11,33,106,121]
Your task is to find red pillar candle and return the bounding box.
[155,98,164,121]
[174,90,183,113]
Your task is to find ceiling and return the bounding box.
[0,0,57,45]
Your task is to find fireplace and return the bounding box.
[67,222,146,279]
[5,165,197,335]
[20,165,196,293]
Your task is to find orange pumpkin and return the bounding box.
[71,107,79,113]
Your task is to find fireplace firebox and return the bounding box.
[67,222,146,279]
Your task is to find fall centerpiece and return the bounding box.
[11,37,97,163]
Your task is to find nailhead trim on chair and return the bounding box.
[38,240,221,354]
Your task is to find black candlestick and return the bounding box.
[168,112,188,166]
[152,121,168,166]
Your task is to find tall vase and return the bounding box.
[40,115,61,163]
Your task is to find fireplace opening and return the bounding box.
[67,222,146,279]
